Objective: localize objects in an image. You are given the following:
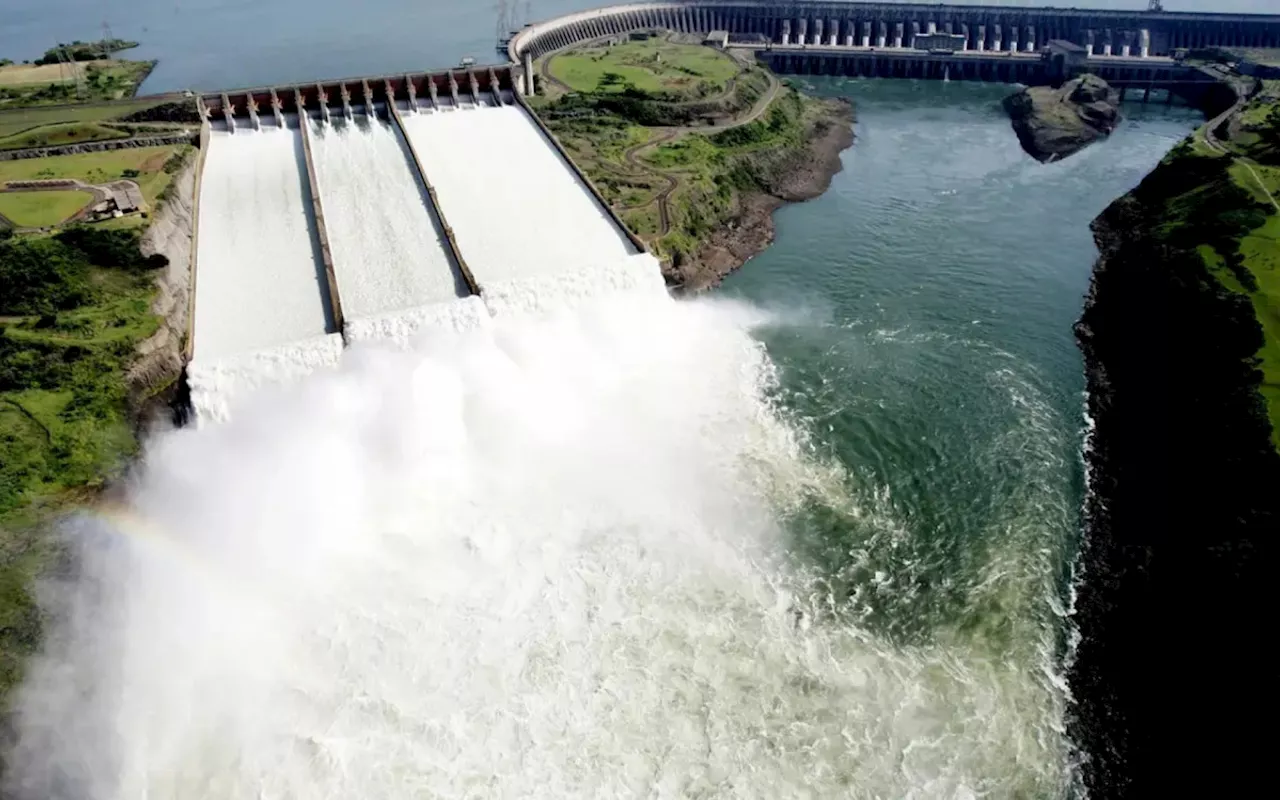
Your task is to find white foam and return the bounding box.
[481,253,668,318]
[344,296,491,347]
[308,113,465,317]
[8,289,1071,798]
[193,119,332,360]
[401,104,636,288]
[188,333,345,424]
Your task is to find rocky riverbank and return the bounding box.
[666,97,855,292]
[132,155,196,422]
[1070,146,1279,796]
[1004,74,1120,163]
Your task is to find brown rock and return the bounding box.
[1004,74,1121,163]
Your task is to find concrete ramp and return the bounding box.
[193,118,335,361]
[399,102,638,293]
[307,111,468,321]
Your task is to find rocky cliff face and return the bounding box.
[1005,75,1121,163]
[131,158,195,421]
[1070,153,1279,796]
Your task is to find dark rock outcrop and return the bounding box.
[1005,75,1121,162]
[1070,152,1279,796]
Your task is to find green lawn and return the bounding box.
[0,97,166,139]
[0,190,93,227]
[0,121,129,151]
[549,39,741,96]
[0,144,188,207]
[1235,213,1280,449]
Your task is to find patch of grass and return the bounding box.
[549,39,741,97]
[0,120,129,151]
[0,190,93,227]
[0,98,167,139]
[0,61,109,87]
[642,135,722,169]
[1160,141,1280,452]
[1232,213,1280,449]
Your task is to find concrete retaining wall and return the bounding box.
[0,132,198,162]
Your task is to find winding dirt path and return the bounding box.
[621,131,678,233]
[613,72,783,236]
[537,36,784,240]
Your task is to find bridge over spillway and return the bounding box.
[507,1,1280,63]
[186,65,659,421]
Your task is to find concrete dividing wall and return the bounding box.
[399,102,637,291]
[297,113,345,333]
[385,100,481,297]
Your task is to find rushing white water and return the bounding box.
[186,333,345,424]
[308,111,465,319]
[401,103,637,289]
[7,277,1068,799]
[193,118,332,361]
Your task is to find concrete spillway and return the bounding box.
[188,67,660,421]
[307,111,466,321]
[193,118,333,361]
[400,102,638,299]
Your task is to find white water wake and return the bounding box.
[7,286,1068,799]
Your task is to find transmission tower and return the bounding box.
[100,21,116,58]
[1147,1,1164,11]
[55,46,85,101]
[496,0,512,39]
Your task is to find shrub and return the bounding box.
[0,239,94,316]
[54,226,144,270]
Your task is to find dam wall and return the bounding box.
[507,1,1280,62]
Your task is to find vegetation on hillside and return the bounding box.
[0,53,154,107]
[0,98,174,139]
[536,42,832,270]
[33,39,139,65]
[0,226,166,698]
[0,120,130,151]
[1155,133,1280,450]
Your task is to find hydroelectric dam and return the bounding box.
[183,0,1280,424]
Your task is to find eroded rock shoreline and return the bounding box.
[666,97,856,293]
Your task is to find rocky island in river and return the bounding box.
[1004,74,1121,163]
